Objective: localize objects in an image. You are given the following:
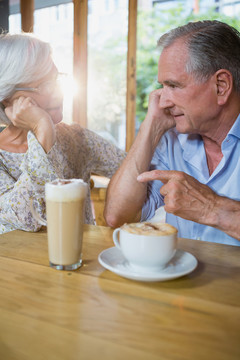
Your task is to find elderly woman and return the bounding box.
[0,32,125,234]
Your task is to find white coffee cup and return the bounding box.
[113,222,178,273]
[30,179,87,270]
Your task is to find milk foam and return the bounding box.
[122,222,177,236]
[45,179,87,201]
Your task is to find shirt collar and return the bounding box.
[227,113,240,140]
[175,130,205,166]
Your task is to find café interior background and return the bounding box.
[1,0,240,151]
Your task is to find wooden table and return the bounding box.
[0,225,239,360]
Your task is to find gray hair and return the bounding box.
[157,20,240,93]
[0,32,53,125]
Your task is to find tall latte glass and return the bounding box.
[34,179,88,270]
[45,179,87,270]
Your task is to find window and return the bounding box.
[88,0,128,148]
[8,0,240,150]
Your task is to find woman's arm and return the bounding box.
[0,131,67,233]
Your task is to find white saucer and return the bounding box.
[98,247,198,282]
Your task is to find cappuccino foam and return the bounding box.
[121,222,177,236]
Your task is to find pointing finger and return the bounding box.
[137,170,178,183]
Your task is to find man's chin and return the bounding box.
[175,120,194,134]
[176,126,196,135]
[175,124,188,134]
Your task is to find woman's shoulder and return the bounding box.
[55,122,81,142]
[56,122,106,144]
[55,123,98,156]
[56,122,90,137]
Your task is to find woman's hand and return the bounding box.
[5,96,56,153]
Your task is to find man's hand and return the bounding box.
[137,170,218,226]
[143,89,176,149]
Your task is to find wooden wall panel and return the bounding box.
[20,0,34,32]
[73,0,88,127]
[126,0,137,151]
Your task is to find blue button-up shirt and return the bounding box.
[141,114,240,246]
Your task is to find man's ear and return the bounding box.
[215,69,233,105]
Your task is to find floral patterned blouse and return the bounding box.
[0,123,125,234]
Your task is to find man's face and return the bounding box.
[158,39,219,136]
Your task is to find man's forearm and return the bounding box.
[104,88,176,228]
[104,121,165,228]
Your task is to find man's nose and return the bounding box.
[159,88,174,109]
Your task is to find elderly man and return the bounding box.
[104,20,240,246]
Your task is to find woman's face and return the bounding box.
[8,61,64,125]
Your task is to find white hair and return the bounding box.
[0,32,53,125]
[158,20,240,93]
